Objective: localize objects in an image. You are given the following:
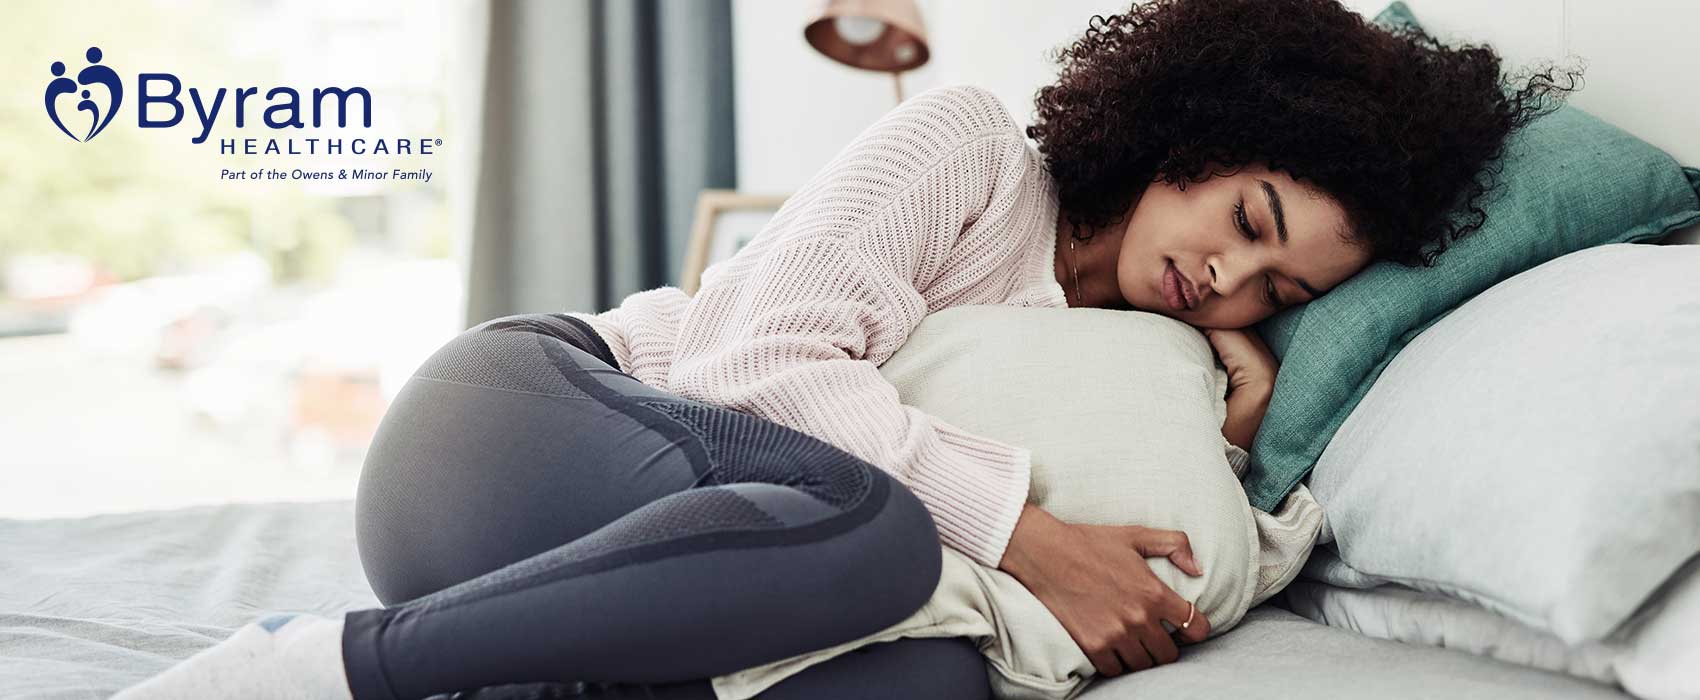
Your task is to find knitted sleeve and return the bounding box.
[665,85,1038,568]
[1226,442,1252,480]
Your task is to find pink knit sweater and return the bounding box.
[567,85,1068,568]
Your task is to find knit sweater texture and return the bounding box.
[567,84,1077,568]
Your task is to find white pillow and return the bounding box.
[711,305,1322,700]
[876,305,1264,629]
[1287,549,1700,700]
[1308,243,1700,644]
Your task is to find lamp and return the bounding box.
[803,0,930,104]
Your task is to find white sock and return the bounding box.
[113,613,353,700]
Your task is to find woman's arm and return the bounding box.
[1221,384,1272,452]
[665,85,1048,569]
[1203,328,1278,452]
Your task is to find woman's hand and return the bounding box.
[999,503,1213,677]
[1203,329,1277,449]
[1201,328,1277,394]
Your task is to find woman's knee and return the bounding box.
[643,398,945,610]
[759,428,943,616]
[796,468,944,628]
[867,474,946,613]
[628,397,942,627]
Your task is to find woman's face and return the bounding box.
[1115,163,1373,329]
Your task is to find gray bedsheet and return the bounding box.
[0,501,1633,700]
[0,501,378,699]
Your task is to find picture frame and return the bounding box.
[680,189,789,295]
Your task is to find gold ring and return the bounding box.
[1180,601,1195,631]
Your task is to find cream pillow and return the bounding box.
[878,305,1262,629]
[713,305,1318,700]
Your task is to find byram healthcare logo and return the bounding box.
[37,45,440,164]
[45,46,122,142]
[43,45,375,146]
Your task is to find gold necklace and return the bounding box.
[1068,237,1083,307]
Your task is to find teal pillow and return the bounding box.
[1241,1,1700,512]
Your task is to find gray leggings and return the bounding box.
[347,312,992,700]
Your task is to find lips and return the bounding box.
[1176,268,1199,309]
[1162,261,1189,311]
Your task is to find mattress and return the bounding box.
[1076,605,1632,700]
[0,501,378,699]
[0,501,1634,700]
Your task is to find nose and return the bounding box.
[1203,254,1254,299]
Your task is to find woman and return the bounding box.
[117,1,1571,698]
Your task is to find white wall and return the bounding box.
[733,0,1700,195]
[1334,0,1700,169]
[732,0,1128,193]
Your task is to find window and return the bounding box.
[0,0,462,517]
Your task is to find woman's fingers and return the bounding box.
[1127,526,1202,576]
[1167,589,1213,645]
[1203,327,1279,391]
[1115,633,1154,673]
[1048,521,1215,681]
[1126,526,1212,644]
[1087,647,1124,678]
[1172,550,1203,577]
[1138,622,1180,666]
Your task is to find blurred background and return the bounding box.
[1,0,467,517]
[1,0,745,518]
[4,0,1694,518]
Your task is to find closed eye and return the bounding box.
[1233,199,1257,241]
[1235,198,1282,307]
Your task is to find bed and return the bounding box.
[9,1,1699,697]
[0,499,1636,700]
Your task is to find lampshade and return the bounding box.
[803,0,930,74]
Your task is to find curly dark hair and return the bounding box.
[1027,0,1580,267]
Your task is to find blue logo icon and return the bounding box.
[45,46,124,142]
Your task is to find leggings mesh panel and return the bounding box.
[636,399,873,510]
[413,331,591,400]
[402,488,787,609]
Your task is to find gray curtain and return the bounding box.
[464,0,736,328]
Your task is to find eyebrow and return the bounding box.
[1259,178,1321,301]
